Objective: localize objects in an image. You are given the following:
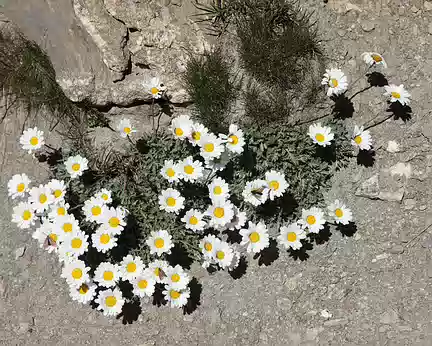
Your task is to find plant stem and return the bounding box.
[294,112,331,127]
[349,85,372,101]
[363,113,393,131]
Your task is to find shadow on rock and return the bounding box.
[331,94,354,120]
[229,256,247,280]
[388,102,412,122]
[357,148,375,167]
[337,222,358,237]
[288,241,313,261]
[253,238,279,266]
[367,72,388,87]
[183,278,202,315]
[117,299,142,325]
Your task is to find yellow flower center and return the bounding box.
[171,274,180,282]
[71,238,82,249]
[57,207,66,216]
[105,296,117,307]
[17,183,25,193]
[391,91,401,99]
[22,210,32,221]
[306,215,316,225]
[204,242,212,252]
[330,78,338,88]
[204,143,214,152]
[372,54,383,62]
[315,133,325,142]
[249,232,260,243]
[166,168,175,177]
[109,217,120,228]
[124,127,131,134]
[127,262,136,273]
[79,284,89,295]
[138,280,148,289]
[72,163,81,172]
[166,197,176,207]
[91,206,102,216]
[354,136,362,144]
[216,251,225,260]
[287,232,297,242]
[100,233,110,244]
[54,189,62,198]
[39,194,47,204]
[184,165,194,175]
[192,131,201,141]
[213,207,225,218]
[63,223,73,233]
[175,128,184,137]
[335,208,344,218]
[269,180,279,191]
[102,194,109,201]
[30,136,39,146]
[189,216,198,225]
[170,290,181,299]
[103,271,114,281]
[49,233,58,242]
[150,87,159,95]
[72,268,82,279]
[155,238,165,249]
[213,186,222,195]
[229,135,239,145]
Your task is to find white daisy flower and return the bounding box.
[361,52,387,68]
[199,235,220,259]
[116,118,136,138]
[299,207,326,234]
[19,127,44,154]
[189,122,208,146]
[65,155,89,179]
[61,259,90,288]
[47,179,66,203]
[207,199,235,227]
[181,209,207,232]
[146,229,174,257]
[204,150,231,172]
[7,173,31,199]
[120,255,145,281]
[82,197,107,223]
[170,114,193,140]
[242,179,269,206]
[28,184,54,213]
[130,269,156,297]
[351,125,372,151]
[11,202,36,229]
[143,76,167,99]
[227,207,247,231]
[384,84,411,106]
[32,220,59,253]
[59,230,89,257]
[213,241,235,269]
[94,262,121,288]
[53,214,80,241]
[95,288,125,317]
[163,287,190,308]
[100,206,127,234]
[163,265,190,290]
[225,124,245,154]
[265,170,289,200]
[199,133,225,161]
[94,189,112,205]
[227,248,241,271]
[239,221,270,254]
[321,68,348,96]
[308,123,334,147]
[160,160,182,183]
[91,227,118,253]
[278,222,307,250]
[148,260,169,283]
[158,188,185,214]
[47,202,70,220]
[180,156,203,182]
[57,250,78,264]
[69,281,97,304]
[328,200,353,225]
[208,177,230,202]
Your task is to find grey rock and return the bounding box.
[424,1,432,10]
[428,22,432,35]
[355,174,380,199]
[378,189,405,202]
[361,21,375,32]
[389,245,404,254]
[14,246,25,259]
[323,318,349,327]
[380,309,399,324]
[403,198,416,210]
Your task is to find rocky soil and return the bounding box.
[1,0,432,345]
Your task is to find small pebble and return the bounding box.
[320,309,332,319]
[389,245,404,254]
[15,246,26,259]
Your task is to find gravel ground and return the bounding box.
[1,0,432,345]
